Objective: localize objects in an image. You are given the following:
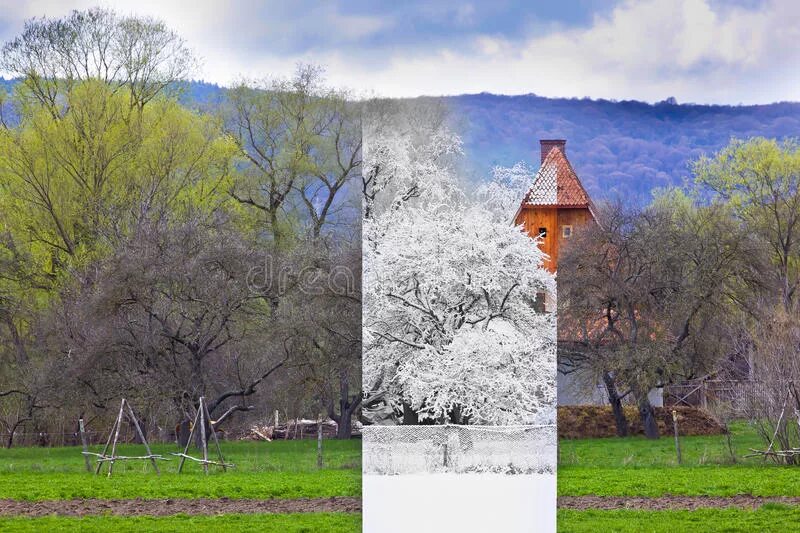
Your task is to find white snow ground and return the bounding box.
[363,473,556,533]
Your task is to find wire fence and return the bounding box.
[362,424,556,475]
[664,379,772,414]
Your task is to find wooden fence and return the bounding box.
[664,379,770,413]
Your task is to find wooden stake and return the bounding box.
[96,411,120,475]
[126,403,159,475]
[108,399,126,477]
[79,418,92,473]
[672,409,682,465]
[205,402,227,472]
[199,397,209,475]
[764,388,791,463]
[177,405,201,473]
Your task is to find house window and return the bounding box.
[538,227,547,238]
[562,225,573,238]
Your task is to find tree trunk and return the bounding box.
[328,373,361,439]
[177,417,191,447]
[638,394,659,439]
[448,404,469,425]
[602,371,629,437]
[337,413,352,440]
[3,316,28,365]
[402,401,419,425]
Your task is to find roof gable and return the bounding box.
[521,147,593,208]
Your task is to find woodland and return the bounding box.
[0,8,362,446]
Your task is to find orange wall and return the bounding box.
[516,207,593,272]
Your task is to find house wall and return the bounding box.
[515,207,557,272]
[558,370,664,407]
[516,206,592,273]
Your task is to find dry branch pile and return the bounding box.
[243,419,361,440]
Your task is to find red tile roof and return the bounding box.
[522,146,593,208]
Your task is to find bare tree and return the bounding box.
[1,7,195,116]
[559,197,747,438]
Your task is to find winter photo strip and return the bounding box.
[361,100,558,532]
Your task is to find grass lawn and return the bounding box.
[558,421,800,531]
[558,421,800,497]
[559,421,761,468]
[0,439,361,500]
[0,512,361,532]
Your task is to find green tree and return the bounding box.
[694,137,800,311]
[226,65,361,246]
[0,80,236,288]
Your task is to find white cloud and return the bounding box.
[347,0,799,103]
[0,0,798,103]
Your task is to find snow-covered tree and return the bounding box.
[363,101,555,425]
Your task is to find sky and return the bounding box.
[0,0,798,104]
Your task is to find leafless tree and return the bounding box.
[1,7,195,115]
[559,199,748,438]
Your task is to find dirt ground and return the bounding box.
[558,495,800,510]
[0,496,361,517]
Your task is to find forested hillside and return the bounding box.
[451,93,800,203]
[4,77,799,202]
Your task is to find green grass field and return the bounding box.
[558,421,800,497]
[0,439,361,531]
[0,513,361,532]
[0,439,361,500]
[558,421,800,531]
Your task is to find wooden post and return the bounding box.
[205,400,227,472]
[177,405,201,473]
[126,403,159,475]
[317,416,323,468]
[79,419,92,473]
[95,410,119,475]
[764,388,790,463]
[108,399,126,477]
[672,409,682,465]
[700,381,708,410]
[274,410,279,429]
[199,397,209,475]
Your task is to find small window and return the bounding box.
[562,225,573,238]
[538,227,547,238]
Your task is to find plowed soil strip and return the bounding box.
[559,495,800,510]
[0,497,361,517]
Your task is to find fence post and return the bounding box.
[317,415,324,468]
[79,419,92,473]
[672,410,682,465]
[701,381,708,410]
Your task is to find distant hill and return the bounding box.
[449,93,800,204]
[3,78,798,203]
